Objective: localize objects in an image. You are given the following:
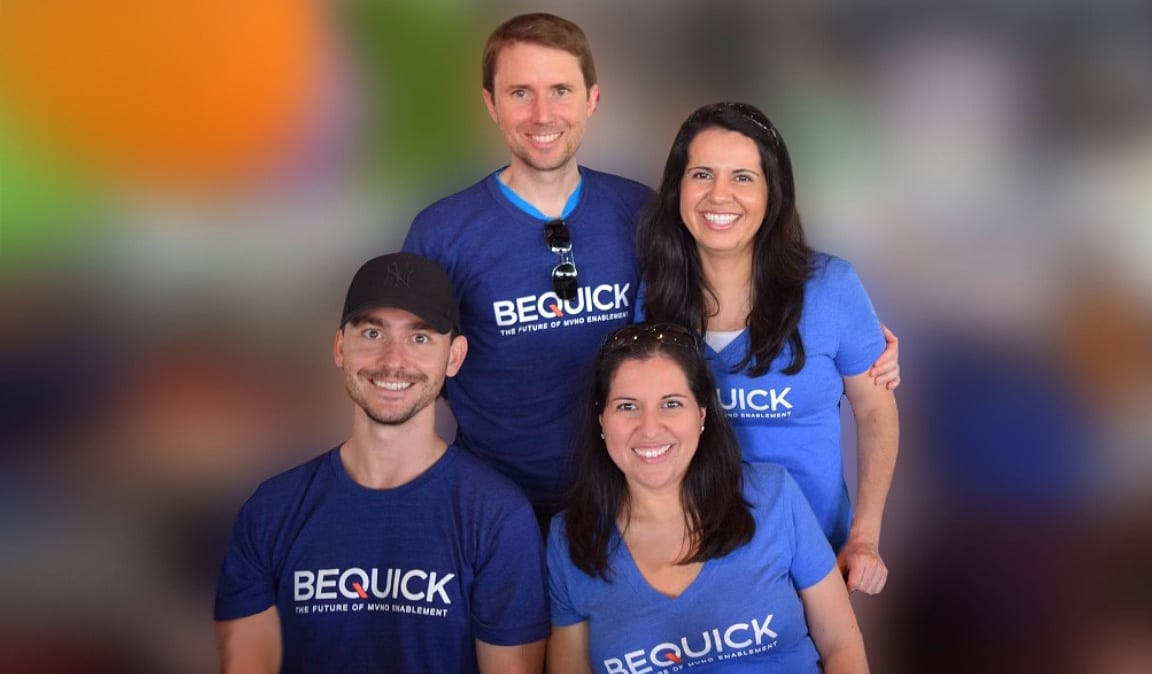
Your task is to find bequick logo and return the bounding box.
[492,283,630,326]
[294,567,455,604]
[604,615,779,673]
[717,387,792,412]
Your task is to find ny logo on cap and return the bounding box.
[385,263,413,288]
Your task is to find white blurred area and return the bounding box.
[2,1,1150,671]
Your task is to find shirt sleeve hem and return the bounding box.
[473,619,552,646]
[213,599,275,622]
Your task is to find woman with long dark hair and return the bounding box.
[546,322,869,673]
[636,102,899,595]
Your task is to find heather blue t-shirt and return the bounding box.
[548,463,837,672]
[637,253,885,549]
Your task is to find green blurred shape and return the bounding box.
[0,115,106,268]
[340,0,492,194]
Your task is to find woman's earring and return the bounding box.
[700,424,705,433]
[600,432,605,440]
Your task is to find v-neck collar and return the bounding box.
[492,167,584,220]
[705,327,750,364]
[612,526,717,602]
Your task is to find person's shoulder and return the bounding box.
[253,448,333,487]
[742,462,816,535]
[741,461,799,505]
[409,174,496,225]
[255,444,327,478]
[546,510,569,544]
[437,448,539,545]
[440,446,533,505]
[808,250,861,285]
[239,449,337,511]
[581,167,653,199]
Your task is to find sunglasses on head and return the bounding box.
[692,102,781,144]
[544,219,578,300]
[603,322,700,351]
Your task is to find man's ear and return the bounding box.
[586,83,600,116]
[482,88,499,124]
[333,328,345,368]
[446,334,468,377]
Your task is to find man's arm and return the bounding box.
[546,623,593,674]
[476,638,546,674]
[216,606,281,674]
[839,371,899,594]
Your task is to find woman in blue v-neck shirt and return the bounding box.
[635,102,900,597]
[546,322,869,673]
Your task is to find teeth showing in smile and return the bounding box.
[371,379,412,391]
[702,213,738,225]
[529,132,561,143]
[633,444,671,459]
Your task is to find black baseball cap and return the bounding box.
[340,252,460,334]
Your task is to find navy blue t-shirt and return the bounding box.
[404,168,652,508]
[214,446,549,673]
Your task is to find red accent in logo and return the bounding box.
[665,652,682,664]
[547,303,563,317]
[352,582,368,599]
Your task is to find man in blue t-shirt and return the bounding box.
[213,253,548,673]
[404,13,651,521]
[405,13,901,527]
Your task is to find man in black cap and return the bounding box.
[213,252,548,673]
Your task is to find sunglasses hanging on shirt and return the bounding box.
[544,219,579,300]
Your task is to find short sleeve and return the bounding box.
[782,470,838,590]
[470,500,550,646]
[828,258,885,377]
[213,497,276,621]
[546,515,587,627]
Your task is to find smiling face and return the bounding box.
[334,307,466,427]
[599,355,706,496]
[482,41,599,177]
[679,127,768,260]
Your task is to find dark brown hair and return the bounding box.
[563,323,755,579]
[637,102,814,377]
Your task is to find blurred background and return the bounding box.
[1,0,1149,671]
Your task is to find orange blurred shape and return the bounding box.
[0,0,320,188]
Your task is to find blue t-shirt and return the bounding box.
[214,446,549,673]
[404,168,652,508]
[636,253,884,549]
[548,463,837,673]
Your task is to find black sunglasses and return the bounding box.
[603,322,700,351]
[544,219,578,300]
